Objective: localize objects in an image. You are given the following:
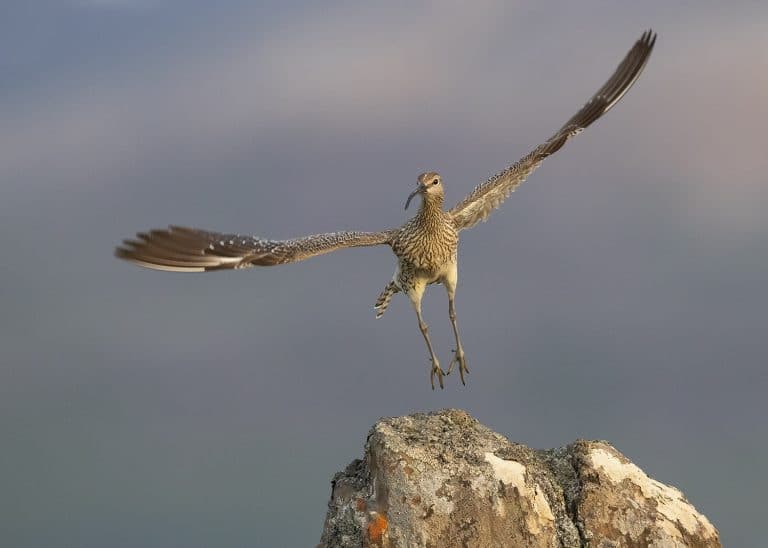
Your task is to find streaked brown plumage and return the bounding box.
[116,31,657,389]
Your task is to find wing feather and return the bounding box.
[116,226,392,272]
[450,30,656,231]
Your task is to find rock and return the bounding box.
[318,409,720,548]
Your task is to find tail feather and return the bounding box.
[374,282,399,318]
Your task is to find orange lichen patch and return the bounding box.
[355,498,367,512]
[367,513,388,544]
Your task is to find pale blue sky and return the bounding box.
[1,2,766,546]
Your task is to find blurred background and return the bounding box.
[1,1,766,546]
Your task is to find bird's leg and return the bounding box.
[415,308,444,390]
[446,296,469,385]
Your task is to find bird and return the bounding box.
[116,30,656,389]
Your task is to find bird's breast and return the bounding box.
[391,220,458,273]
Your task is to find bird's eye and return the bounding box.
[432,179,439,185]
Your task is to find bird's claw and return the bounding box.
[446,349,469,386]
[430,360,446,390]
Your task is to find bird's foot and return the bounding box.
[430,359,446,390]
[446,349,469,386]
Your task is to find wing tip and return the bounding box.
[114,227,225,272]
[641,29,658,49]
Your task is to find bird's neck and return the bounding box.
[417,194,445,227]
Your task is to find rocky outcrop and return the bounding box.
[318,409,719,548]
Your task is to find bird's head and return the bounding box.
[404,171,443,210]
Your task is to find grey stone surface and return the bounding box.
[318,409,720,548]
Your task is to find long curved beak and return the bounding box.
[404,187,422,210]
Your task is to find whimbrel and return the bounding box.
[116,31,656,389]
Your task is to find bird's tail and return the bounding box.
[374,281,399,319]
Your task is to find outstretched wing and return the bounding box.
[115,226,393,272]
[450,30,656,231]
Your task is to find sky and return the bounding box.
[1,1,766,546]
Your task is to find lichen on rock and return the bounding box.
[318,409,720,548]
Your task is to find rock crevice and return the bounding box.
[537,445,586,546]
[319,409,719,548]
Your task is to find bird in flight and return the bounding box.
[116,30,656,389]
